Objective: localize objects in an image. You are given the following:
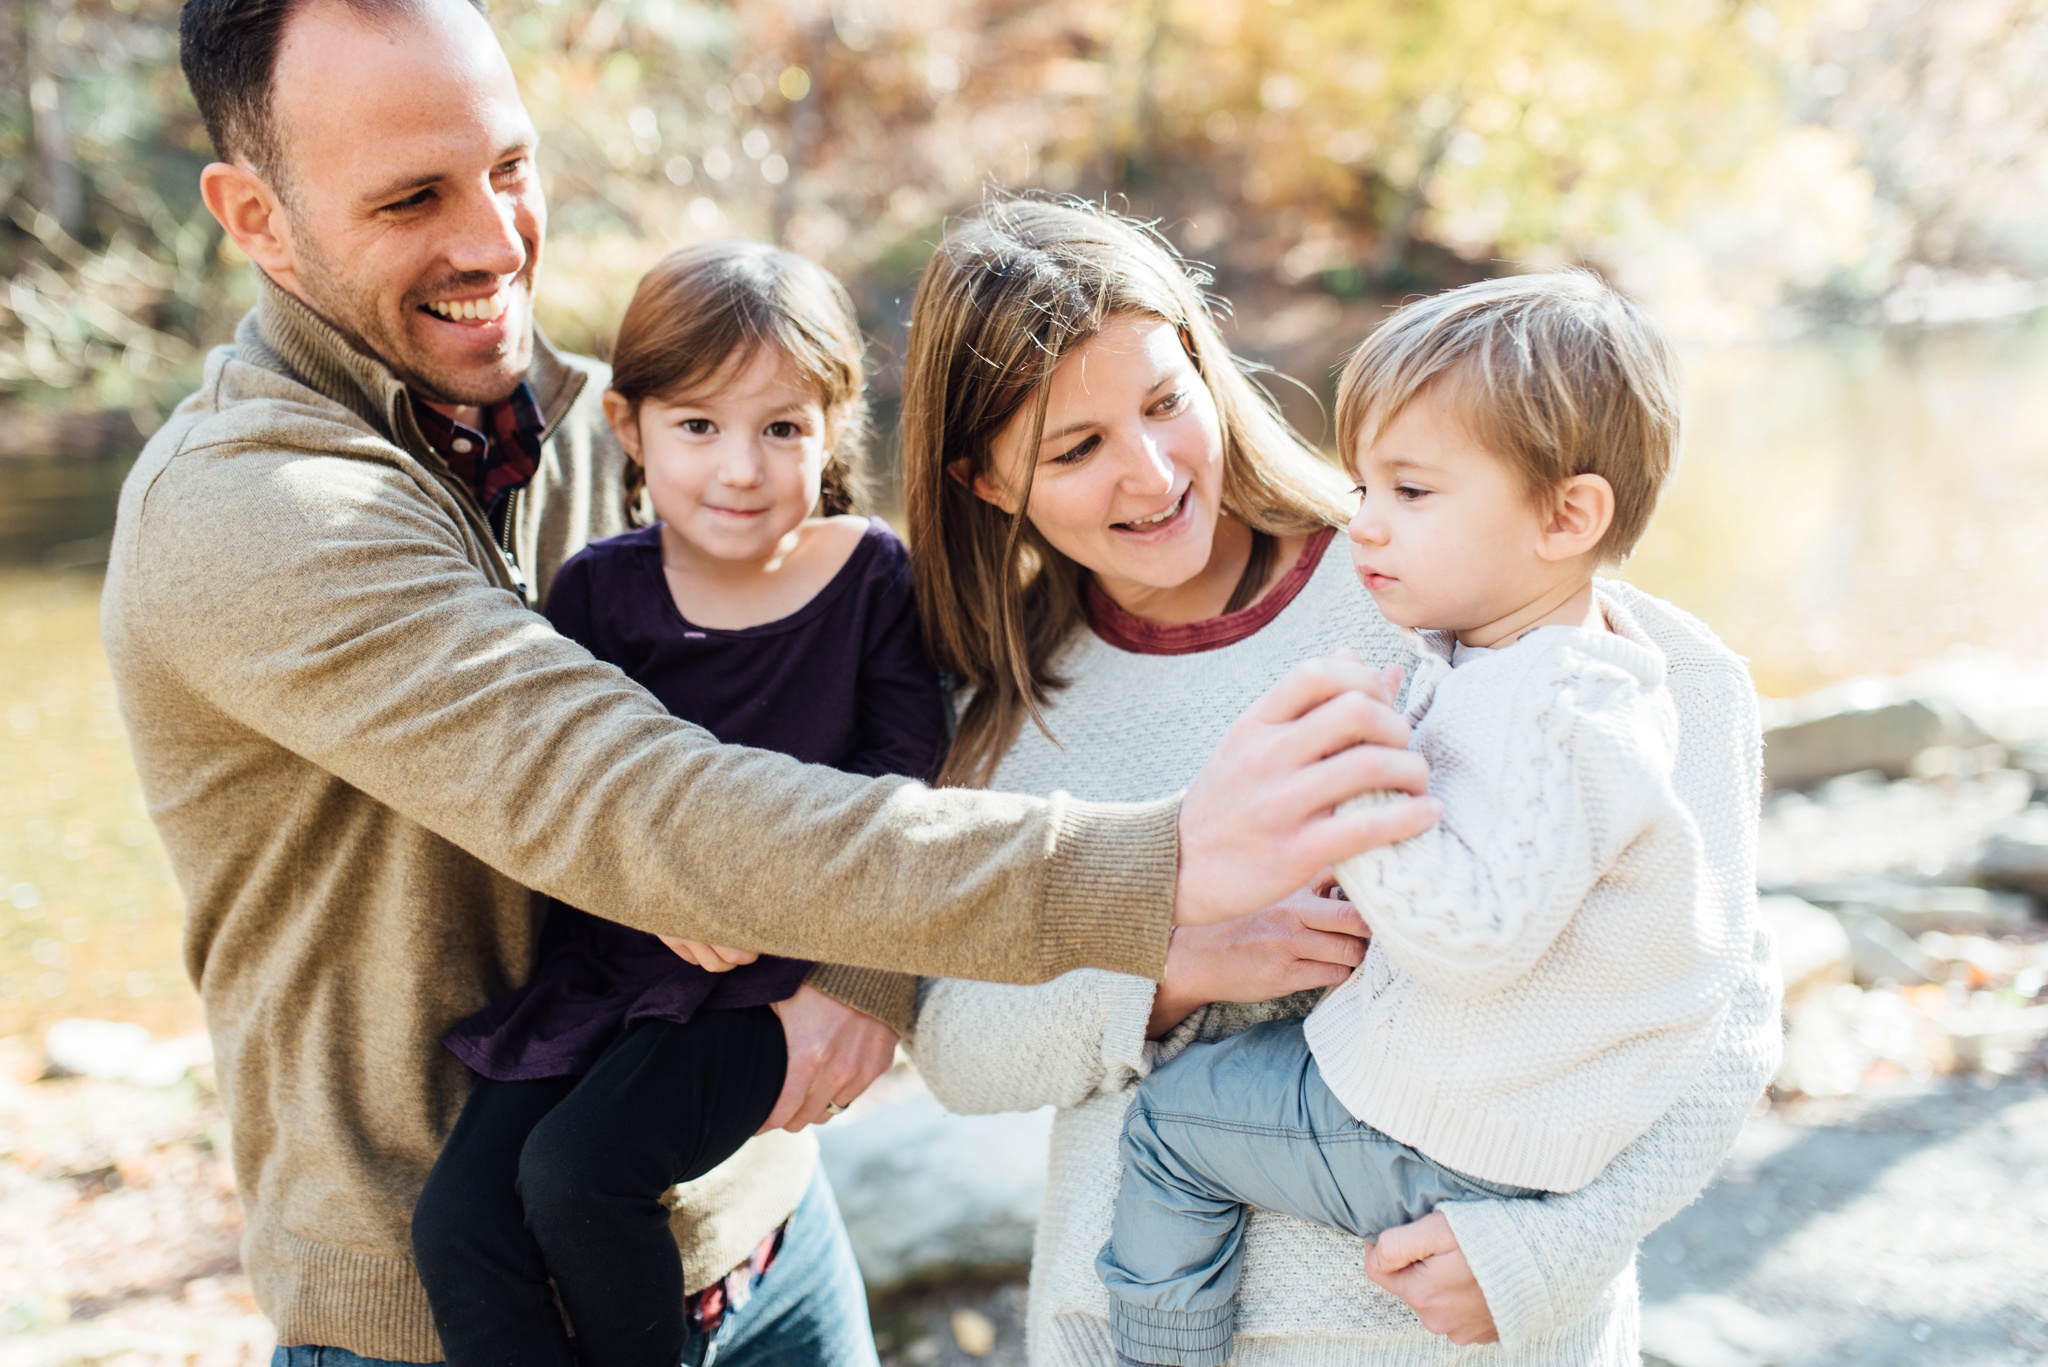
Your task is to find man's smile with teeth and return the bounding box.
[423,289,510,323]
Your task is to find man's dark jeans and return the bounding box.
[270,1168,879,1367]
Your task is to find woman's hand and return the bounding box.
[1176,653,1437,927]
[1364,1212,1499,1345]
[658,935,758,972]
[759,985,899,1133]
[1148,885,1370,1037]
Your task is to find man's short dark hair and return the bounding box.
[179,0,489,186]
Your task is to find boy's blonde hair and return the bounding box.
[1335,270,1680,559]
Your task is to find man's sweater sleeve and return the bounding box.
[1438,925,1784,1347]
[131,448,1176,987]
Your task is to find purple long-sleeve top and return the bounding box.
[444,519,950,1081]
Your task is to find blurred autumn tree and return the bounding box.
[4,0,2047,447]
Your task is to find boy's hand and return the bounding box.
[658,936,758,972]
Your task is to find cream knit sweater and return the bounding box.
[913,535,1782,1365]
[1312,607,1751,1193]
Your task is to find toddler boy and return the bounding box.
[1096,271,1755,1366]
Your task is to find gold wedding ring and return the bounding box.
[823,1100,848,1116]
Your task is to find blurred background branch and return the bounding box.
[5,0,2048,442]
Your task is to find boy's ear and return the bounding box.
[1537,473,1615,562]
[601,390,643,464]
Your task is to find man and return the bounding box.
[104,0,1436,1361]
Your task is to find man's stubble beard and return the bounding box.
[288,219,539,409]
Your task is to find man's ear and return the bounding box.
[602,390,643,463]
[199,161,296,280]
[1536,473,1615,562]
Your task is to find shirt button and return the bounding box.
[451,437,475,454]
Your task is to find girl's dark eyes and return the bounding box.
[680,418,715,435]
[765,420,803,439]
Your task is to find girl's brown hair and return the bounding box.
[609,241,870,524]
[902,197,1352,788]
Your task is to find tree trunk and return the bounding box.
[26,0,84,240]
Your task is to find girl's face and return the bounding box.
[621,347,831,565]
[977,313,1226,601]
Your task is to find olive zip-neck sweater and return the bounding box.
[101,276,1178,1361]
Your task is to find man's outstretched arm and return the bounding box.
[132,450,1433,985]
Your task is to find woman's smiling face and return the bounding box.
[977,313,1226,603]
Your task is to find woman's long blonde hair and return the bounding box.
[903,197,1351,788]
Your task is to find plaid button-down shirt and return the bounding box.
[411,381,546,530]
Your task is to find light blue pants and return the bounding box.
[1096,1019,1535,1367]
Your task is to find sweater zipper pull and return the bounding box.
[495,488,529,600]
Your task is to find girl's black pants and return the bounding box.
[411,1007,788,1367]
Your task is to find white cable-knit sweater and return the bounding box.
[1313,609,1751,1192]
[913,535,1783,1366]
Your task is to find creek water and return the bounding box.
[4,318,2047,1036]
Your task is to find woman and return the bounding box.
[904,198,1781,1364]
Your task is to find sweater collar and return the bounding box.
[245,271,587,464]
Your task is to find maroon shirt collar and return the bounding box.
[1083,527,1336,655]
[411,380,545,515]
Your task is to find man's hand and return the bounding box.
[1177,654,1438,927]
[1148,886,1370,1037]
[1364,1212,1499,1345]
[759,985,899,1133]
[658,936,758,972]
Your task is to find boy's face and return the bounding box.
[1345,388,1560,633]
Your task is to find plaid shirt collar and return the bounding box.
[411,380,546,516]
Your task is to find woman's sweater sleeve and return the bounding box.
[1437,923,1784,1347]
[912,970,1159,1114]
[1335,645,1692,999]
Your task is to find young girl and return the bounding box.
[410,242,949,1367]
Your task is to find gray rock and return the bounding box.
[1757,896,1850,1001]
[1642,1291,1811,1367]
[1779,877,2035,935]
[1641,1078,2048,1367]
[1763,695,1994,791]
[1976,805,2048,900]
[1842,913,1936,986]
[817,1092,1052,1292]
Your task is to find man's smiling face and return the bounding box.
[264,0,545,407]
